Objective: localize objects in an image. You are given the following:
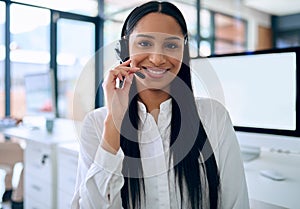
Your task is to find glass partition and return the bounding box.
[57,18,95,118]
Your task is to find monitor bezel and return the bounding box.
[192,47,300,137]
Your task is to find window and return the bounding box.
[199,9,212,56]
[57,18,95,118]
[200,9,211,39]
[173,1,197,58]
[214,13,246,54]
[103,20,123,46]
[10,4,50,118]
[198,10,247,56]
[0,1,100,118]
[0,1,5,117]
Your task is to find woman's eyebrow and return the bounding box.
[135,34,182,40]
[165,36,182,41]
[136,34,155,39]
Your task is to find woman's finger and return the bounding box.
[109,67,139,82]
[122,74,134,91]
[119,59,131,66]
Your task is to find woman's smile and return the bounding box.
[142,66,169,79]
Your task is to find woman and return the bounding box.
[71,1,249,209]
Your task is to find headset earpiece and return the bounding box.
[115,37,129,63]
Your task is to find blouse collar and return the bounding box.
[137,98,172,122]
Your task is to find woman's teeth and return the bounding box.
[142,67,167,74]
[147,69,166,74]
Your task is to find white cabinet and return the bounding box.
[57,142,79,209]
[2,119,80,209]
[24,141,55,209]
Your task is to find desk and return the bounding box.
[54,144,300,209]
[2,121,300,209]
[2,119,80,209]
[244,150,300,209]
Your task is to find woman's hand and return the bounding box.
[102,59,139,123]
[101,59,139,154]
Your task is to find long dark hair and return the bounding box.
[119,1,220,208]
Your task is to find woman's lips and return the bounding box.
[142,66,168,78]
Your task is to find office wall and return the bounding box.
[277,13,300,30]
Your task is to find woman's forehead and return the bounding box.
[129,32,184,42]
[131,13,184,37]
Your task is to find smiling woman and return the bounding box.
[71,1,250,209]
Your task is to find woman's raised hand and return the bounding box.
[101,59,140,153]
[102,59,139,121]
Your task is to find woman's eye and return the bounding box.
[138,41,152,47]
[165,43,179,49]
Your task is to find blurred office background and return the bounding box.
[0,0,300,119]
[1,1,300,209]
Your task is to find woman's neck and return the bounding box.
[138,89,170,112]
[134,78,172,122]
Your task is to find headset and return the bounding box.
[115,36,129,63]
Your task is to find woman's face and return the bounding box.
[129,13,185,90]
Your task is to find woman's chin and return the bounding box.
[136,80,172,92]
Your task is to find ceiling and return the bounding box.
[103,0,300,17]
[244,0,300,16]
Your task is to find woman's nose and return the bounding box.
[149,52,166,66]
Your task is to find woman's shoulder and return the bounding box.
[84,106,107,122]
[194,97,229,120]
[81,106,108,133]
[194,97,232,150]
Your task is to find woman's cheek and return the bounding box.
[169,57,182,71]
[130,53,148,67]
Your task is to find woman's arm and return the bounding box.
[71,110,125,209]
[216,104,250,209]
[71,60,140,208]
[196,98,250,209]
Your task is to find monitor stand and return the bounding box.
[240,145,261,162]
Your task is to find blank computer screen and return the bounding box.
[24,72,54,116]
[191,52,296,131]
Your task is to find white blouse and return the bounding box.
[71,98,250,209]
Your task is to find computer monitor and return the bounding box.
[191,47,300,152]
[24,71,56,118]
